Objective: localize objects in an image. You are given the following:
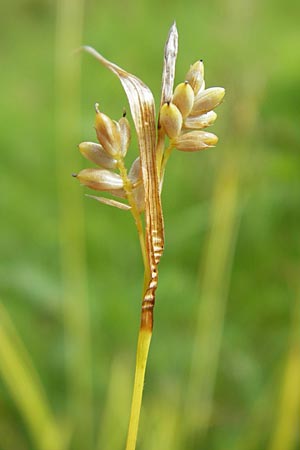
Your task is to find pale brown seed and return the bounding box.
[183,111,217,129]
[159,102,183,138]
[190,87,225,117]
[78,142,117,169]
[118,115,131,156]
[75,168,124,191]
[185,60,205,95]
[172,82,195,118]
[94,105,121,156]
[172,130,218,152]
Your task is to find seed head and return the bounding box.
[74,24,225,215]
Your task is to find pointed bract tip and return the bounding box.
[72,47,84,57]
[95,103,100,113]
[171,21,178,36]
[72,173,77,178]
[82,45,97,55]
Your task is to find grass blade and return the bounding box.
[0,303,67,450]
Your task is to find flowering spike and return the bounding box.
[73,25,225,450]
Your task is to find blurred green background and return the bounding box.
[1,0,300,449]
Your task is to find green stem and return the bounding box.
[116,157,148,273]
[125,237,152,450]
[124,126,166,450]
[156,127,166,177]
[125,326,152,450]
[160,143,174,178]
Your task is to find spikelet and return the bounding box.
[94,104,121,156]
[185,60,204,95]
[78,142,117,169]
[160,102,183,138]
[74,168,124,191]
[183,111,217,130]
[118,115,131,157]
[191,87,225,116]
[172,130,218,152]
[172,82,194,118]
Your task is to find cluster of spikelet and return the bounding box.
[73,104,145,211]
[160,60,225,150]
[73,59,225,212]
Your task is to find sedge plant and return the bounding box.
[73,23,225,450]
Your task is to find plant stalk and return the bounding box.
[125,322,152,450]
[125,113,164,450]
[125,245,154,450]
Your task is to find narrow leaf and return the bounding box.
[86,194,131,211]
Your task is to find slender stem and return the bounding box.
[116,157,148,272]
[125,325,152,450]
[125,126,165,450]
[125,249,152,450]
[160,143,174,180]
[156,127,166,177]
[156,125,173,186]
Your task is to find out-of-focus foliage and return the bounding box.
[0,0,300,449]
